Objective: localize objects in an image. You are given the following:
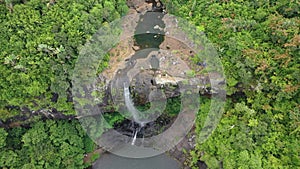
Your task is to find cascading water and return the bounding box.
[131,129,138,145]
[124,83,146,126]
[120,0,166,146]
[124,83,147,145]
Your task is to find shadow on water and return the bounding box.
[132,11,165,58]
[93,153,181,169]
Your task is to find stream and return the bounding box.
[93,0,182,169]
[109,0,168,147]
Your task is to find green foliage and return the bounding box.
[83,136,96,153]
[103,112,125,127]
[0,128,8,150]
[0,0,299,169]
[90,153,100,163]
[166,0,300,168]
[6,127,27,150]
[0,120,94,169]
[186,70,196,78]
[97,53,110,74]
[164,96,181,116]
[0,0,129,118]
[79,116,106,140]
[0,108,19,120]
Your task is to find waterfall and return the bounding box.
[124,83,149,145]
[131,129,138,145]
[123,83,147,125]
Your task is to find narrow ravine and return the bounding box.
[91,0,183,168]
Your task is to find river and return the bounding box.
[93,152,181,169]
[93,1,183,169]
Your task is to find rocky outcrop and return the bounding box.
[0,107,76,128]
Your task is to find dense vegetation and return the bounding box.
[0,0,299,169]
[0,120,96,168]
[0,0,128,119]
[165,0,299,168]
[0,0,127,168]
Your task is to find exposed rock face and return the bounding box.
[127,0,161,14]
[129,69,182,105]
[0,108,77,128]
[83,1,223,168]
[97,44,223,110]
[130,70,155,104]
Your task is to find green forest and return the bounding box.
[0,0,299,169]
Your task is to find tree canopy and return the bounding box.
[0,0,128,119]
[0,0,299,168]
[164,0,299,168]
[0,120,96,169]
